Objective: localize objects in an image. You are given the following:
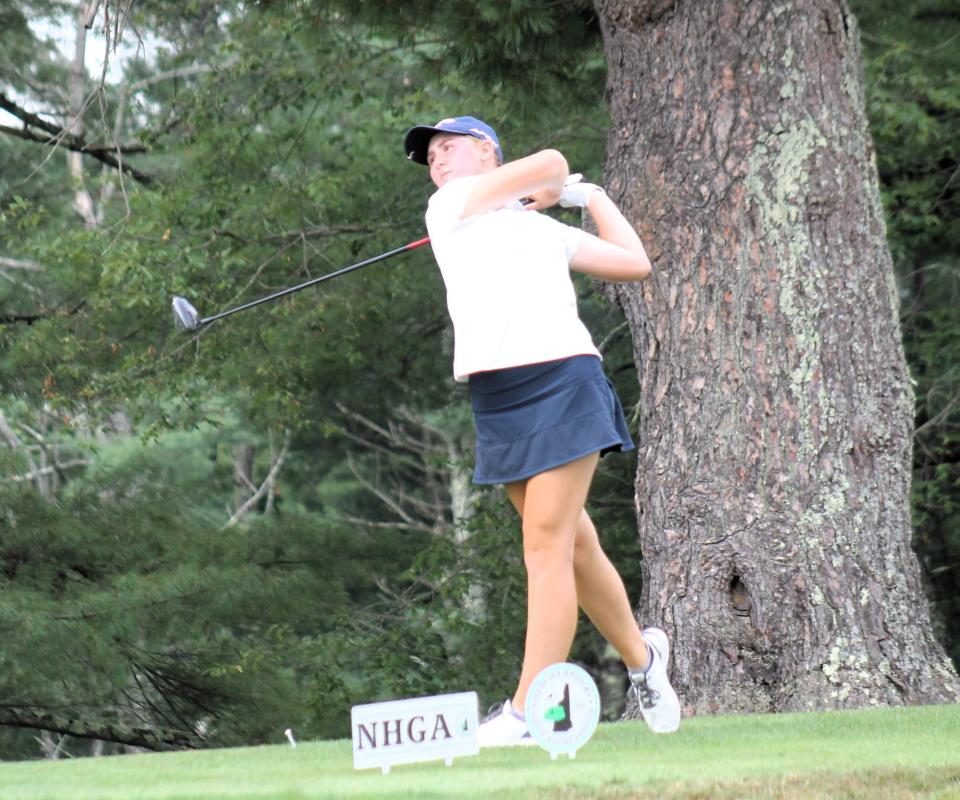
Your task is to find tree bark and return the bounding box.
[232,442,257,512]
[67,1,99,227]
[595,0,960,713]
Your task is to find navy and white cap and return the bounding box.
[403,116,503,166]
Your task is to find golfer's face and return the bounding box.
[427,133,484,188]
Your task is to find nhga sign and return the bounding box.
[351,691,479,773]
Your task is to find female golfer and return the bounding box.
[403,116,680,745]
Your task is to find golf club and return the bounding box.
[172,236,431,332]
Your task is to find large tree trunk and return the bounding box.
[595,0,960,713]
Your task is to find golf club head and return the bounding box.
[172,296,201,332]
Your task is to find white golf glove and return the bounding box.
[558,173,604,208]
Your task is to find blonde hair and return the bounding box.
[467,135,502,165]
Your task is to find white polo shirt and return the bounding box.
[426,175,600,382]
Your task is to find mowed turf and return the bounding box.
[1,705,958,800]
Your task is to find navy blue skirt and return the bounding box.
[468,355,635,485]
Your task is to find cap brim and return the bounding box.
[403,125,447,165]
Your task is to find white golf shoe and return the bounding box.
[477,699,537,747]
[629,627,681,734]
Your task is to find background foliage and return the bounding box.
[0,0,956,758]
[853,0,960,664]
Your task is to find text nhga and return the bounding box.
[356,714,453,749]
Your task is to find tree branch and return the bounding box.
[0,93,153,185]
[345,453,419,528]
[84,0,104,29]
[0,257,43,272]
[0,269,42,297]
[222,431,290,529]
[0,123,147,154]
[0,706,202,751]
[325,513,437,535]
[335,402,445,460]
[0,409,32,462]
[0,300,87,326]
[3,459,91,483]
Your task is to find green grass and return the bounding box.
[2,706,959,799]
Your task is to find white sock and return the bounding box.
[628,643,655,678]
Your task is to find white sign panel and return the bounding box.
[525,663,600,759]
[351,691,479,774]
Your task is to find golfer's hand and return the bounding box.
[558,173,603,208]
[521,184,563,211]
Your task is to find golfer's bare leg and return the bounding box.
[505,484,650,680]
[504,453,598,713]
[572,510,649,670]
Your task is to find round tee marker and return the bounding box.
[524,662,601,759]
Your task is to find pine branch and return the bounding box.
[0,707,202,751]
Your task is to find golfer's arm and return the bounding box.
[461,149,568,218]
[569,191,651,283]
